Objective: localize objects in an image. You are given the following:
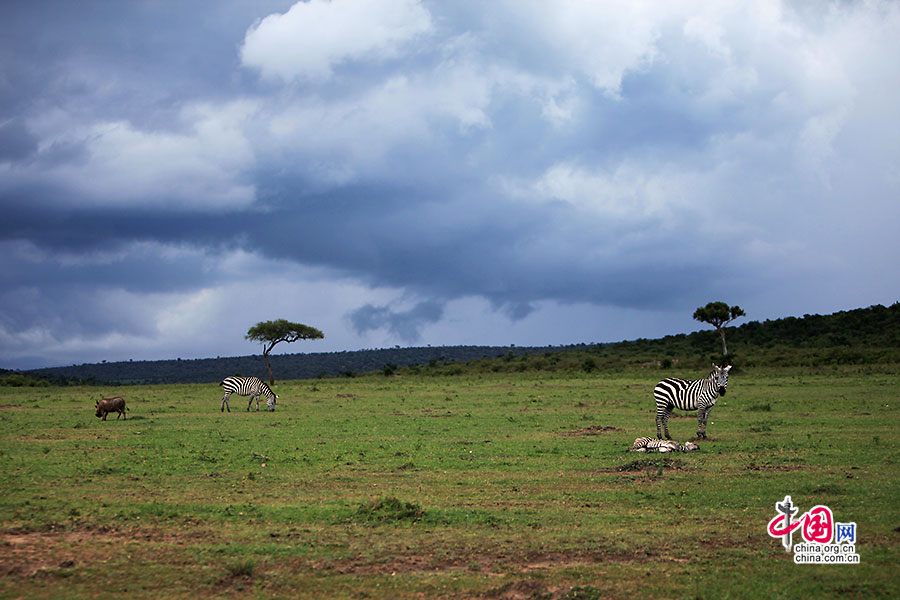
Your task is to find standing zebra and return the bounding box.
[220,376,278,412]
[653,364,731,439]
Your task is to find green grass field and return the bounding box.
[1,370,898,599]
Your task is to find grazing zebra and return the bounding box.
[654,364,731,440]
[220,376,278,412]
[630,437,700,453]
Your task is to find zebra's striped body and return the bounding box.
[630,436,700,453]
[220,376,278,412]
[653,365,731,439]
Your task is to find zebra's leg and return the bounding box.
[656,412,664,439]
[247,394,255,411]
[222,392,231,412]
[697,407,709,439]
[662,409,672,440]
[703,407,713,438]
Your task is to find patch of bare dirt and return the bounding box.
[0,526,218,578]
[1,530,105,578]
[420,409,454,418]
[745,462,802,472]
[313,553,437,576]
[594,456,693,474]
[559,425,624,436]
[308,546,643,580]
[484,578,555,599]
[16,431,126,442]
[482,384,589,390]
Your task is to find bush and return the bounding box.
[353,497,425,523]
[0,373,48,387]
[563,586,606,600]
[224,559,257,578]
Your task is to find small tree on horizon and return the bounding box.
[693,302,746,358]
[246,319,324,385]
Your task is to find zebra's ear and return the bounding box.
[724,365,732,371]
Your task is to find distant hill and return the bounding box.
[10,302,899,386]
[587,302,900,372]
[21,345,577,386]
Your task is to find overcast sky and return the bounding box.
[2,0,898,370]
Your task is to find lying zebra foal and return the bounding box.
[630,436,700,453]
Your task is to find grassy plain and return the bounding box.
[1,369,898,599]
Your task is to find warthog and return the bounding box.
[95,397,127,420]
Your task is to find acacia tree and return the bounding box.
[246,319,324,385]
[693,302,746,357]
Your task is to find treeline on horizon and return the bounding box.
[3,303,898,387]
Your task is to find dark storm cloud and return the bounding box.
[3,164,723,318]
[2,180,677,301]
[0,285,155,339]
[0,119,39,162]
[349,300,444,342]
[0,1,295,113]
[0,237,213,294]
[243,181,727,314]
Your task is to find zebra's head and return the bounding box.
[266,394,277,411]
[712,364,732,396]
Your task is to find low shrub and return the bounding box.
[352,496,425,523]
